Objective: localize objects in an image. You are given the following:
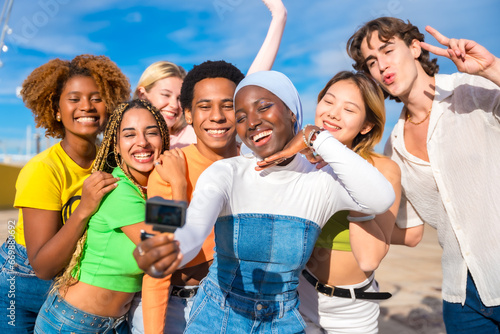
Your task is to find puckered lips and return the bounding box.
[249,129,273,147]
[383,73,395,85]
[131,149,155,164]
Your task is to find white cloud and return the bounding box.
[14,34,105,55]
[167,27,198,44]
[125,12,142,23]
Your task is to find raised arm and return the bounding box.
[24,171,118,280]
[247,0,287,75]
[420,26,500,86]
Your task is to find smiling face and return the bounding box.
[117,107,163,186]
[184,77,238,160]
[138,76,183,130]
[235,85,295,159]
[57,75,107,140]
[360,31,421,99]
[315,79,373,149]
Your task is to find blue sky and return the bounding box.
[1,0,499,160]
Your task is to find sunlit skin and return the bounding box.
[23,75,119,281]
[61,108,182,318]
[138,76,183,131]
[310,78,383,286]
[117,107,163,187]
[315,80,373,149]
[58,76,108,166]
[184,78,239,161]
[235,85,295,160]
[360,31,423,101]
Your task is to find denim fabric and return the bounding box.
[164,285,197,334]
[34,292,129,333]
[185,214,321,333]
[443,271,500,333]
[213,214,321,298]
[185,278,306,334]
[0,238,52,333]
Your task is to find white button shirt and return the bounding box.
[385,73,500,306]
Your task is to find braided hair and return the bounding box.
[94,99,169,193]
[52,99,169,295]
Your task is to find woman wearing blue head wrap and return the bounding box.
[133,71,395,333]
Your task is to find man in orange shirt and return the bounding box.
[142,60,244,334]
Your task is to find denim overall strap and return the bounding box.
[210,213,322,300]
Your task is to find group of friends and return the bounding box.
[0,0,499,333]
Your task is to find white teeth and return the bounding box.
[77,117,97,123]
[162,111,176,117]
[133,153,152,159]
[324,122,340,130]
[207,129,227,135]
[252,130,272,142]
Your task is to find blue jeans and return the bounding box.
[185,278,306,334]
[0,238,52,333]
[34,292,129,333]
[443,271,500,333]
[164,285,197,334]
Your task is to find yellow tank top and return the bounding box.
[315,211,351,251]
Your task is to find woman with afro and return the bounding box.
[0,54,130,333]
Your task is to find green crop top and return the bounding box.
[315,210,351,251]
[73,167,145,293]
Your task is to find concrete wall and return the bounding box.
[0,163,21,209]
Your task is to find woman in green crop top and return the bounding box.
[34,100,186,333]
[297,72,402,333]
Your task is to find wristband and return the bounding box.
[347,214,375,222]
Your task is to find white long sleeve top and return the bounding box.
[385,73,500,306]
[175,131,395,267]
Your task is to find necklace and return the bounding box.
[406,107,431,125]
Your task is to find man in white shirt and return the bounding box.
[346,17,500,333]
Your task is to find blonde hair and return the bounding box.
[133,61,188,135]
[317,71,385,162]
[51,99,169,295]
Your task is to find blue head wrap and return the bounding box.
[234,70,303,134]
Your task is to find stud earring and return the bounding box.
[56,114,61,122]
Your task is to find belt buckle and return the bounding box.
[186,289,196,298]
[315,281,335,297]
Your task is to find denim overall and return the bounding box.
[185,214,321,334]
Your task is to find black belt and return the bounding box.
[170,285,199,298]
[302,270,392,300]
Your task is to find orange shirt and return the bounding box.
[142,144,215,334]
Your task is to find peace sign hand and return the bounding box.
[420,26,497,78]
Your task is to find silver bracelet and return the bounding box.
[302,124,317,147]
[347,214,375,222]
[307,129,321,147]
[302,126,310,148]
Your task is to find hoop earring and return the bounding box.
[105,151,118,169]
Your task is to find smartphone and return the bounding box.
[144,196,188,234]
